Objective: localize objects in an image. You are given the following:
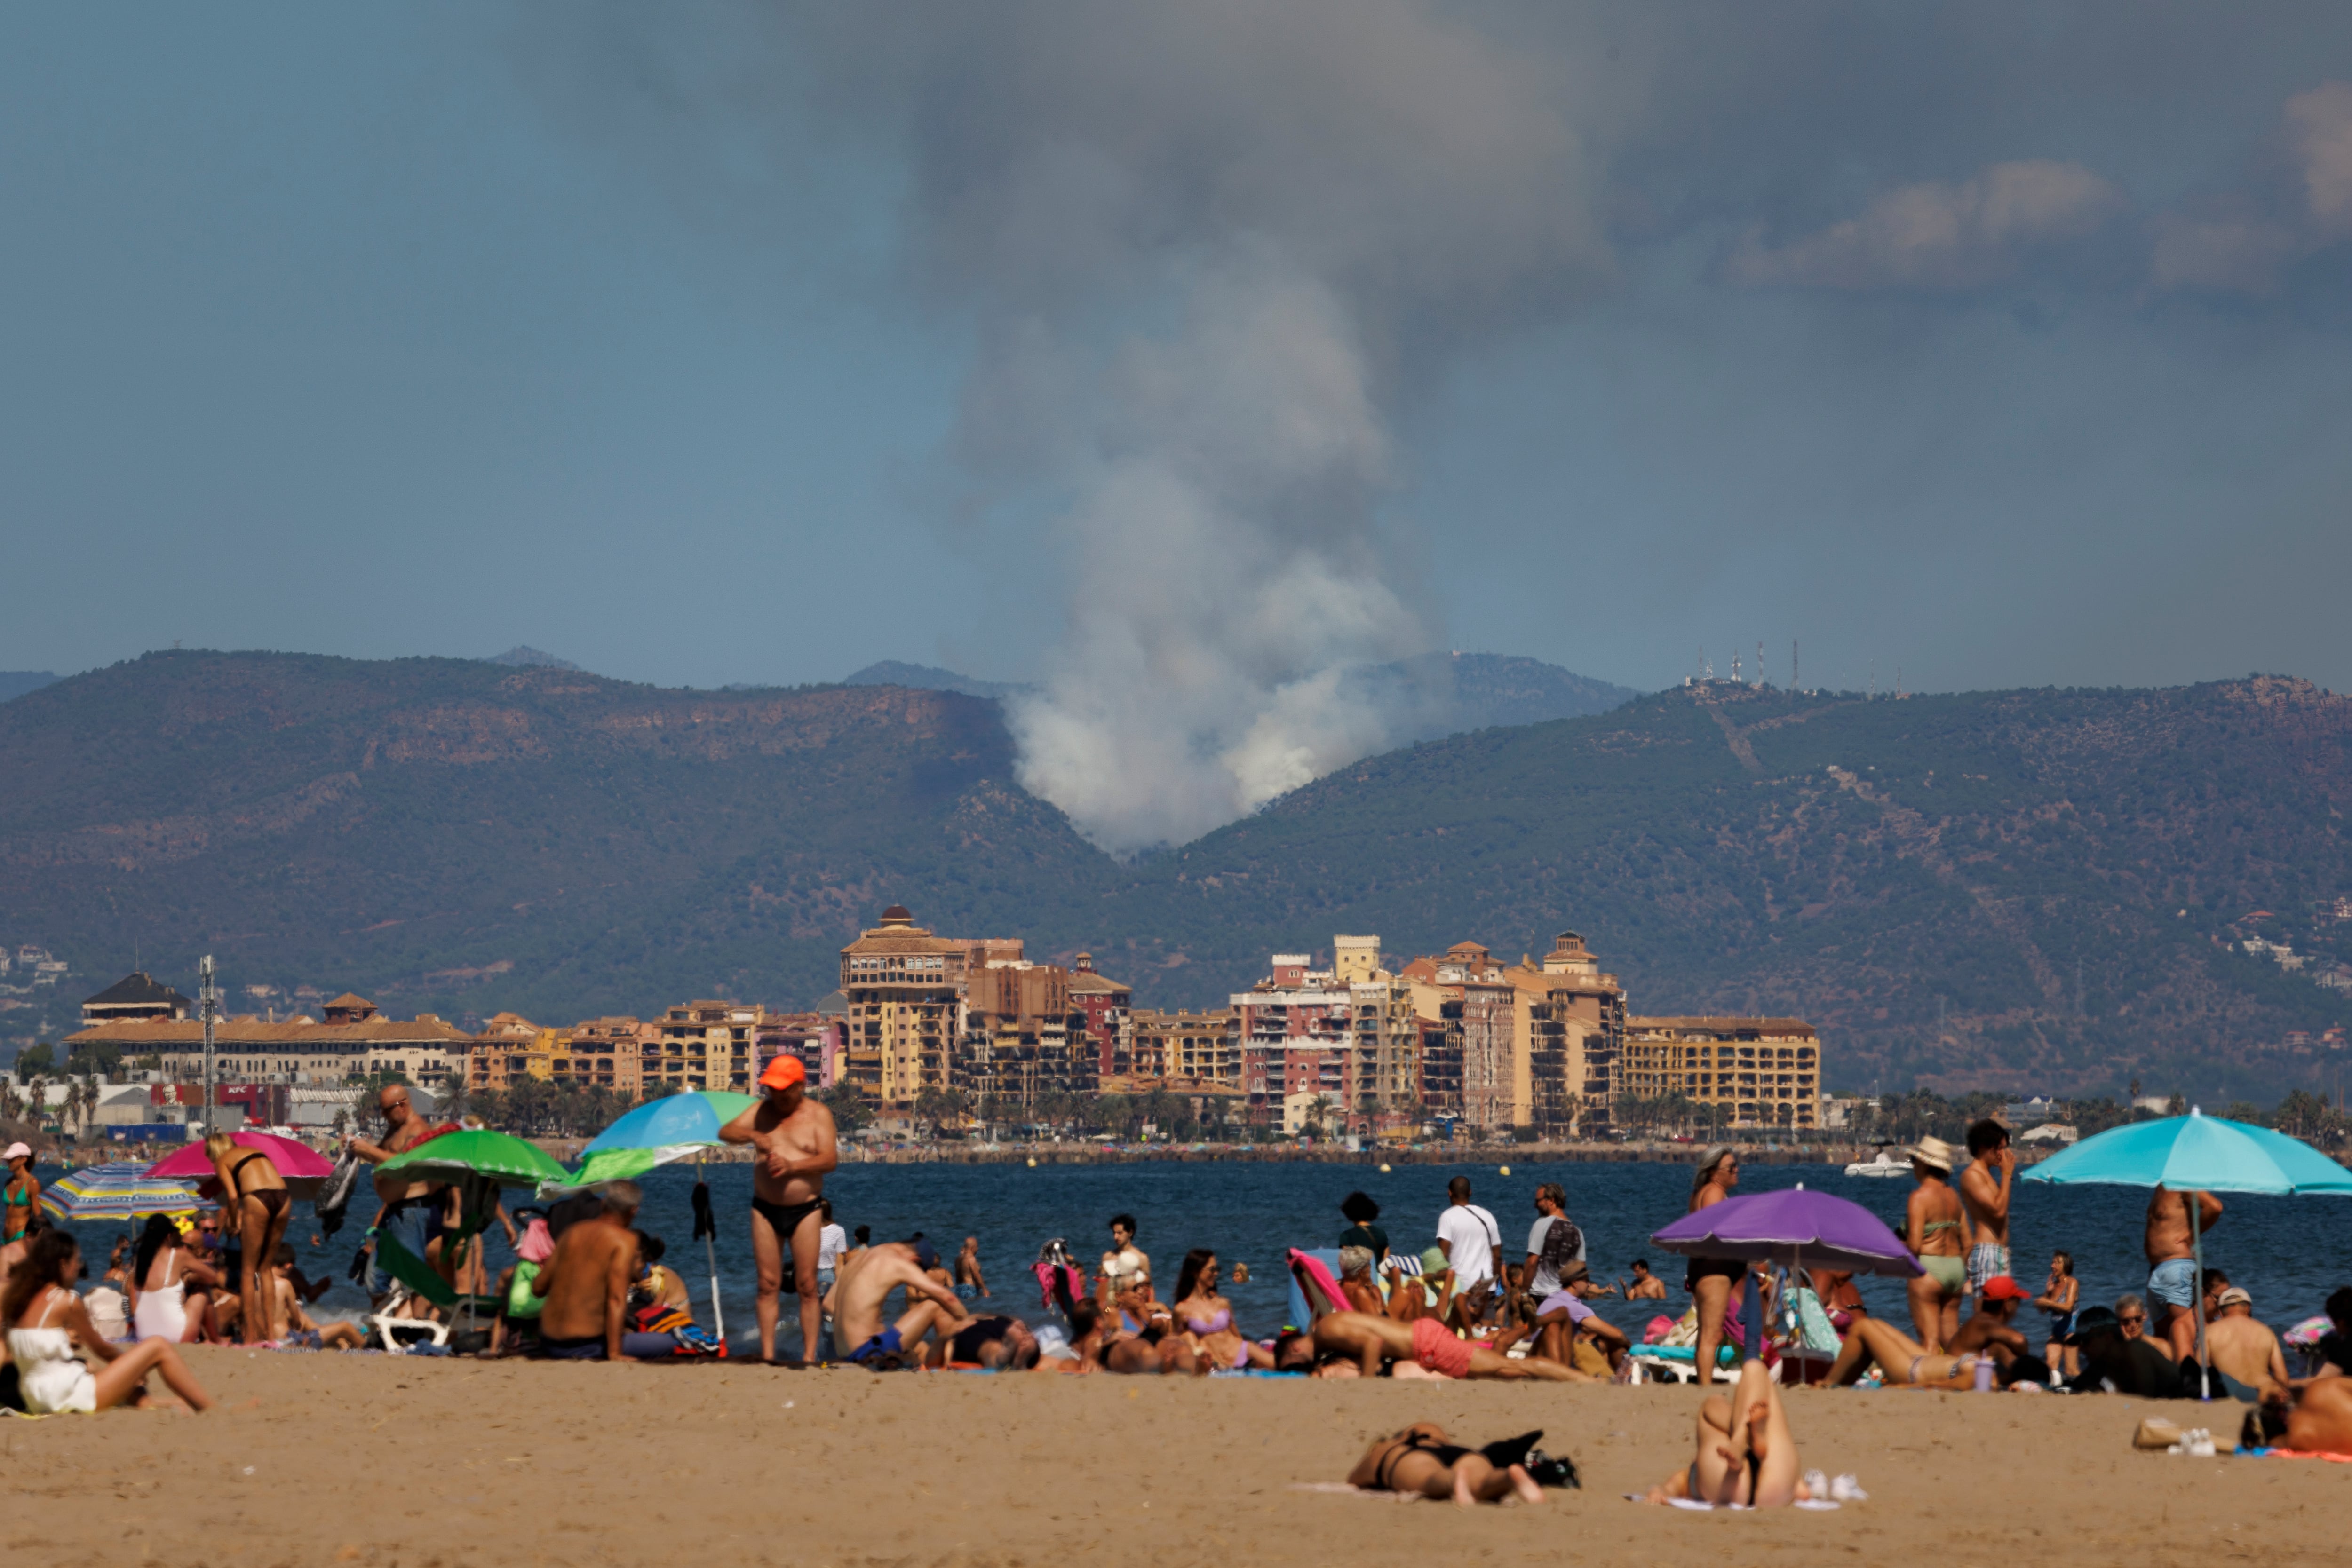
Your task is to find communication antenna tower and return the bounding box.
[1732,648,1742,685]
[1792,639,1799,695]
[199,954,220,1131]
[1757,641,1765,689]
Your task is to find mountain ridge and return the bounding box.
[2,650,2345,1100]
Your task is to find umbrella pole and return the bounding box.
[701,1151,725,1342]
[2190,1193,2209,1402]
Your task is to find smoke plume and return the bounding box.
[546,2,1613,853]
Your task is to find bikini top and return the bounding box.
[227,1150,276,1196]
[1184,1306,1232,1335]
[1921,1218,1961,1233]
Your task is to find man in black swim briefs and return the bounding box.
[721,1056,838,1364]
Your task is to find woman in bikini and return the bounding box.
[1643,1357,1812,1506]
[3,1229,214,1413]
[2,1142,38,1247]
[206,1133,292,1343]
[130,1212,221,1343]
[1170,1248,1270,1371]
[2034,1250,2080,1378]
[1904,1137,1968,1352]
[1350,1422,1551,1506]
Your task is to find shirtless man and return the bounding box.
[531,1181,658,1360]
[1625,1259,1668,1301]
[1309,1309,1589,1382]
[1958,1119,2015,1296]
[345,1084,438,1304]
[2206,1286,2290,1401]
[270,1248,364,1350]
[954,1236,990,1299]
[2144,1185,2223,1361]
[719,1056,838,1364]
[831,1238,973,1369]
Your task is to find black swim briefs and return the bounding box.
[753,1195,824,1244]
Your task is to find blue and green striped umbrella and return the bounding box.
[571,1091,758,1185]
[38,1162,215,1224]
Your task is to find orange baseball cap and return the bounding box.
[759,1055,807,1091]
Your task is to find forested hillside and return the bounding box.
[4,652,2347,1100]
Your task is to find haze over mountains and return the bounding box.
[3,650,2347,1101]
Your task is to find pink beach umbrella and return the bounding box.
[147,1131,335,1199]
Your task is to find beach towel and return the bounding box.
[1285,1249,1346,1329]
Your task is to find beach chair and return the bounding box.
[1284,1248,1346,1329]
[1624,1343,1740,1384]
[365,1228,501,1353]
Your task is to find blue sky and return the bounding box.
[7,3,2352,708]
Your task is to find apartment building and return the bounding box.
[1117,1007,1240,1089]
[838,906,972,1102]
[1398,932,1624,1135]
[651,1001,761,1094]
[756,1010,840,1090]
[555,1017,652,1097]
[961,953,1092,1105]
[1068,953,1132,1077]
[1620,1016,1821,1130]
[1234,954,1352,1122]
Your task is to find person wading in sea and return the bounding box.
[721,1055,838,1365]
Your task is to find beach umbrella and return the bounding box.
[1651,1185,1920,1371]
[572,1091,757,1184]
[571,1091,757,1340]
[2022,1108,2352,1396]
[148,1131,335,1200]
[1649,1186,1923,1275]
[38,1162,214,1224]
[376,1127,571,1188]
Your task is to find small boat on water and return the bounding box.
[1843,1148,1913,1178]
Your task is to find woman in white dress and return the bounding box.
[131,1213,221,1343]
[3,1230,213,1413]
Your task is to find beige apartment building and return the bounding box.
[1620,1016,1822,1130]
[838,905,973,1102]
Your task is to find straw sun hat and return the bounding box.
[1907,1135,1957,1172]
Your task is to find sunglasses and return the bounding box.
[2118,1314,2146,1325]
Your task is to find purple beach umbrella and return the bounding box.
[1650,1185,1922,1278]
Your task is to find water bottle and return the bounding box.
[1972,1356,1994,1393]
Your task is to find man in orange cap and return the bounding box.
[721,1052,838,1364]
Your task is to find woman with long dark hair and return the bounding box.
[1171,1248,1277,1372]
[131,1213,221,1343]
[4,1229,212,1413]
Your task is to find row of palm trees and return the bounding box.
[0,1070,110,1140]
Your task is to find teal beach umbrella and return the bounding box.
[572,1090,758,1185]
[571,1090,761,1338]
[2023,1109,2352,1394]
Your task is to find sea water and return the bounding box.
[51,1158,2351,1353]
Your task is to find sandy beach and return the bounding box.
[6,1351,2344,1568]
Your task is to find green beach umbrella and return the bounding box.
[377,1128,572,1188]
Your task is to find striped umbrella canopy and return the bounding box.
[38,1162,215,1224]
[571,1091,757,1186]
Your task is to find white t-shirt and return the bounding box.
[817,1223,848,1271]
[1526,1214,1587,1298]
[1436,1203,1502,1288]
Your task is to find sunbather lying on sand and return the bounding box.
[1349,1423,1549,1506]
[1643,1357,1811,1506]
[1311,1310,1588,1381]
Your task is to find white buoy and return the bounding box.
[1379,1163,1391,1173]
[1026,1157,1037,1168]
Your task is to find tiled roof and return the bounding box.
[81,972,193,1011]
[66,1013,474,1047]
